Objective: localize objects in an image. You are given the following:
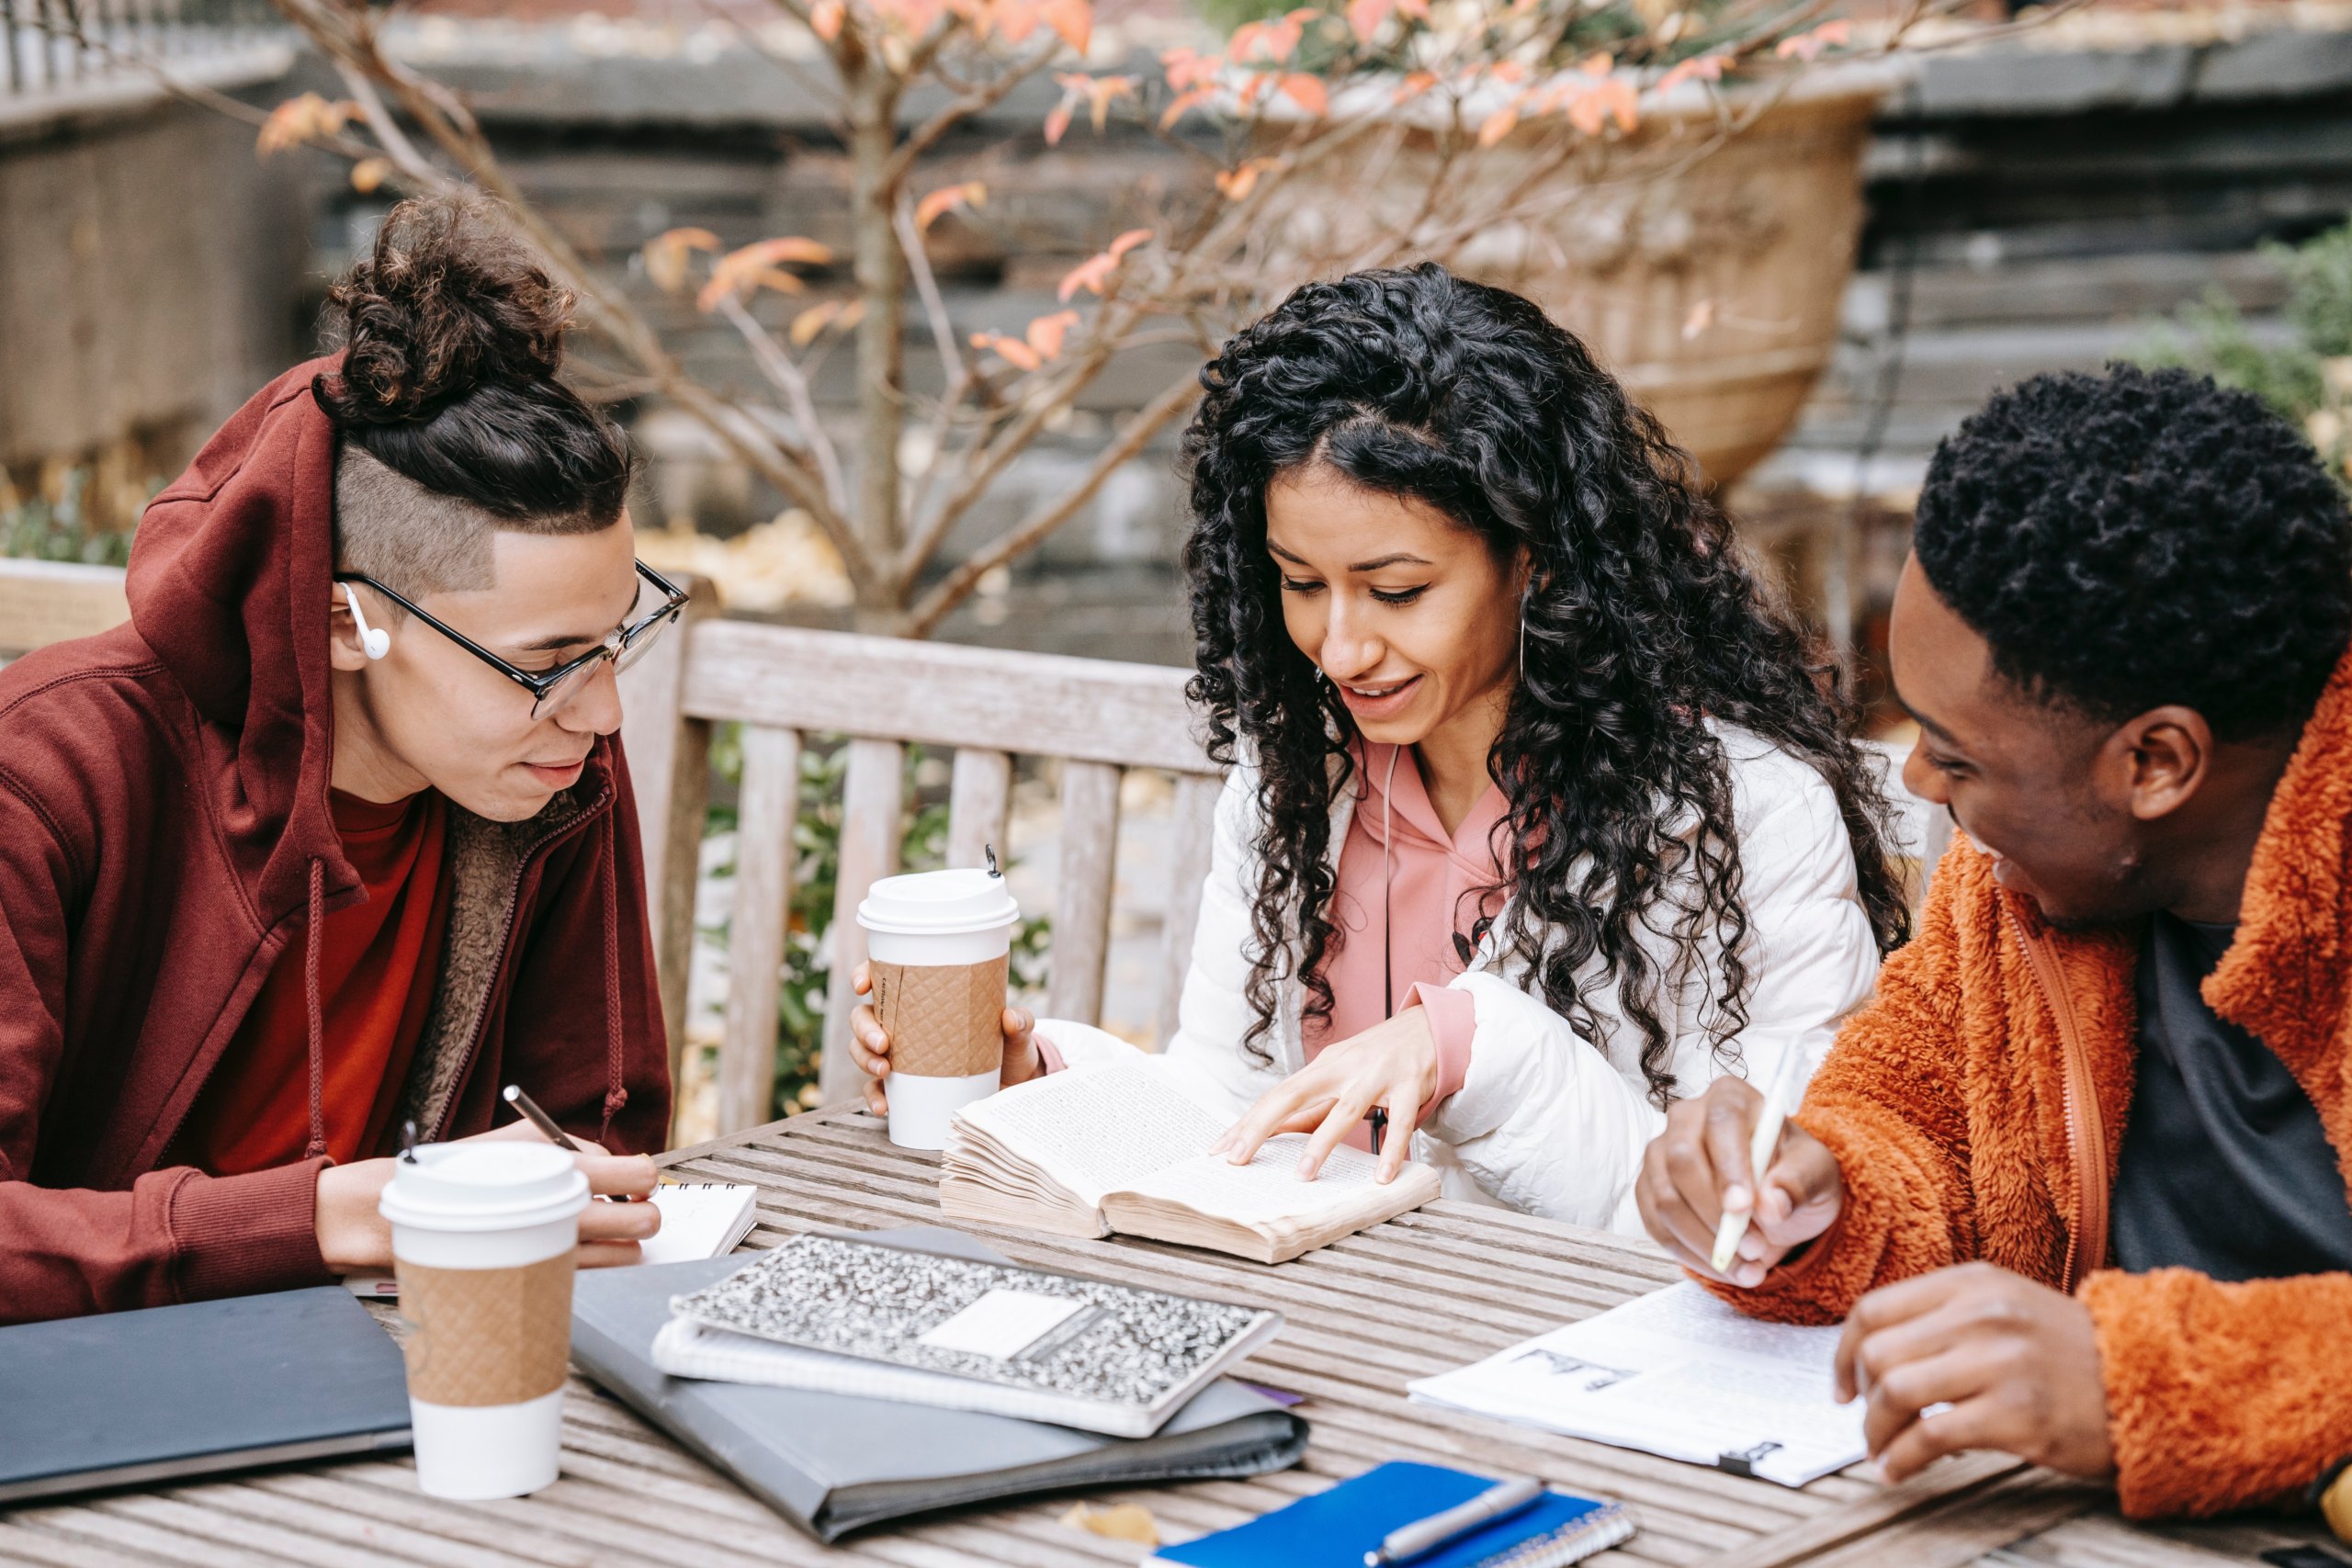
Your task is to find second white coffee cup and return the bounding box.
[379,1142,588,1500]
[857,866,1021,1149]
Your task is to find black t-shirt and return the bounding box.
[2109,911,2352,1280]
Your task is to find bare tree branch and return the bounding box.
[907,370,1204,637]
[717,293,852,515]
[880,40,1058,190]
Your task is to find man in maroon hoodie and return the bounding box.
[0,197,674,1324]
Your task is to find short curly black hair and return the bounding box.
[1914,362,2352,741]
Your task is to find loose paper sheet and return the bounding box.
[1408,1281,1866,1487]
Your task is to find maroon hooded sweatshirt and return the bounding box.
[0,360,671,1325]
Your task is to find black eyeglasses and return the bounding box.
[333,559,689,719]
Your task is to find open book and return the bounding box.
[938,1059,1440,1264]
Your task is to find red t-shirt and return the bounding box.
[181,789,452,1175]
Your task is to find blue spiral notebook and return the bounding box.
[1146,1461,1634,1568]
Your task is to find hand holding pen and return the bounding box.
[503,1085,655,1206]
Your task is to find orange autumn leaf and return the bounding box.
[1345,0,1391,45]
[1477,94,1524,149]
[697,236,833,311]
[1041,0,1091,52]
[915,180,988,232]
[1229,8,1311,63]
[256,93,360,156]
[1160,85,1215,129]
[1025,309,1081,359]
[810,0,845,39]
[1391,69,1438,106]
[969,331,1043,372]
[788,298,865,345]
[1279,73,1327,117]
[349,157,393,194]
[1775,19,1851,62]
[1056,228,1151,301]
[1215,158,1275,202]
[1656,52,1726,93]
[1046,73,1135,142]
[1566,77,1638,135]
[641,225,721,295]
[1088,73,1136,130]
[988,0,1041,41]
[1161,45,1223,92]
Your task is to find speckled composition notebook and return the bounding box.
[658,1232,1282,1438]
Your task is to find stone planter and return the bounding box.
[1269,62,1899,488]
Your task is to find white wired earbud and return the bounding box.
[342,583,390,661]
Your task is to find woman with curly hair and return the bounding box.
[850,264,1908,1231]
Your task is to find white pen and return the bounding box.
[1363,1475,1544,1567]
[1710,1064,1791,1277]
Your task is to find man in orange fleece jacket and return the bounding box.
[1637,363,2352,1521]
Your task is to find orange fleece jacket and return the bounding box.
[1716,647,2352,1520]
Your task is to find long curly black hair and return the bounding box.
[1181,264,1911,1107]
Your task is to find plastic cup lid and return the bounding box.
[379,1141,589,1232]
[856,867,1021,936]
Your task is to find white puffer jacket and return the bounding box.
[1040,723,1883,1237]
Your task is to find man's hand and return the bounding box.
[1636,1075,1844,1286]
[313,1123,661,1272]
[1836,1261,2116,1483]
[846,960,1039,1116]
[1208,1007,1437,1184]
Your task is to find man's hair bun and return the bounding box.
[318,193,573,426]
[313,191,631,531]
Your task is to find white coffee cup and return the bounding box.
[856,866,1021,1149]
[379,1141,589,1499]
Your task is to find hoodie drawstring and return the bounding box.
[599,811,628,1143]
[302,857,329,1161]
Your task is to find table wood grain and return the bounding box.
[2,1106,2337,1568]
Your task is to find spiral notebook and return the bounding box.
[1145,1461,1633,1568]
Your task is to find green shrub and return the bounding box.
[2,468,138,566]
[2142,220,2352,478]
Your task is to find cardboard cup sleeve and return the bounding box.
[871,955,1009,1077]
[395,1252,576,1407]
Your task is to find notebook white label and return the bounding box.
[917,1289,1088,1359]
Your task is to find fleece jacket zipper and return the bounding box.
[2009,910,2109,1292]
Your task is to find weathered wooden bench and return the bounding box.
[617,582,1226,1140]
[0,558,130,665]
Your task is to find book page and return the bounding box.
[1408,1282,1865,1487]
[954,1062,1227,1207]
[1119,1136,1417,1226]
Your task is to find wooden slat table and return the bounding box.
[2,1107,2340,1568]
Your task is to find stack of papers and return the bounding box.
[1408,1282,1865,1487]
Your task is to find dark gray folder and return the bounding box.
[0,1285,413,1503]
[570,1226,1309,1541]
